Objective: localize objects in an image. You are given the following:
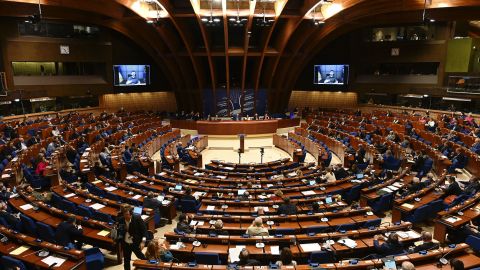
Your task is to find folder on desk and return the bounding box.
[97,230,110,237]
[401,203,414,209]
[9,245,29,255]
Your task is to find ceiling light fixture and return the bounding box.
[202,0,221,27]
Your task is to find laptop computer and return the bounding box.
[174,184,183,191]
[133,206,143,216]
[325,196,333,204]
[238,189,246,195]
[356,174,364,179]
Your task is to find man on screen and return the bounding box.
[125,71,140,85]
[323,70,338,84]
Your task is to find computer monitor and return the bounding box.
[238,189,246,195]
[174,184,183,191]
[325,196,333,204]
[382,257,397,270]
[133,206,143,216]
[309,180,316,186]
[356,174,364,179]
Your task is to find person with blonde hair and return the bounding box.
[246,217,269,236]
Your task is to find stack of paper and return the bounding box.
[132,195,142,200]
[300,243,321,252]
[64,193,75,198]
[402,203,414,209]
[228,245,246,262]
[445,216,461,223]
[338,238,357,248]
[41,256,66,267]
[105,186,117,192]
[90,203,106,210]
[97,230,110,237]
[206,205,216,211]
[380,187,393,193]
[20,204,33,210]
[301,191,316,196]
[270,246,280,255]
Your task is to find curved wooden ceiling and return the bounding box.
[1,0,480,111]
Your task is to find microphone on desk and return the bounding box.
[48,263,58,269]
[439,246,457,265]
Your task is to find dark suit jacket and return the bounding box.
[55,221,83,246]
[117,215,147,245]
[277,203,297,215]
[444,181,462,197]
[143,197,162,214]
[176,221,194,234]
[374,240,404,256]
[412,241,439,253]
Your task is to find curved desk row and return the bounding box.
[171,119,300,135]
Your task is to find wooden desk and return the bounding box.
[171,119,300,135]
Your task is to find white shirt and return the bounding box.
[125,218,133,244]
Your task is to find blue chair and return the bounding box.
[466,235,480,253]
[61,200,77,213]
[1,256,27,270]
[274,228,295,235]
[368,193,394,214]
[194,252,221,265]
[85,247,105,270]
[336,223,358,231]
[77,205,94,218]
[309,250,335,264]
[92,211,114,223]
[36,222,56,243]
[180,199,201,213]
[20,213,37,237]
[427,199,446,219]
[404,204,430,224]
[306,226,329,235]
[344,185,362,203]
[363,218,382,228]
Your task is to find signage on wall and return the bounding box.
[391,48,400,56]
[60,45,70,55]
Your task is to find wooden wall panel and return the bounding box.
[99,92,177,112]
[288,91,358,110]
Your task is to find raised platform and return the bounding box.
[170,119,300,135]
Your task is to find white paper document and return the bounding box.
[105,186,117,192]
[300,243,322,252]
[20,204,33,210]
[64,193,75,198]
[337,238,357,248]
[270,245,280,255]
[228,245,246,262]
[132,195,142,200]
[41,256,66,267]
[302,191,316,196]
[90,203,106,210]
[206,205,215,211]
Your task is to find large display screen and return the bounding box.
[313,64,349,85]
[113,64,150,86]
